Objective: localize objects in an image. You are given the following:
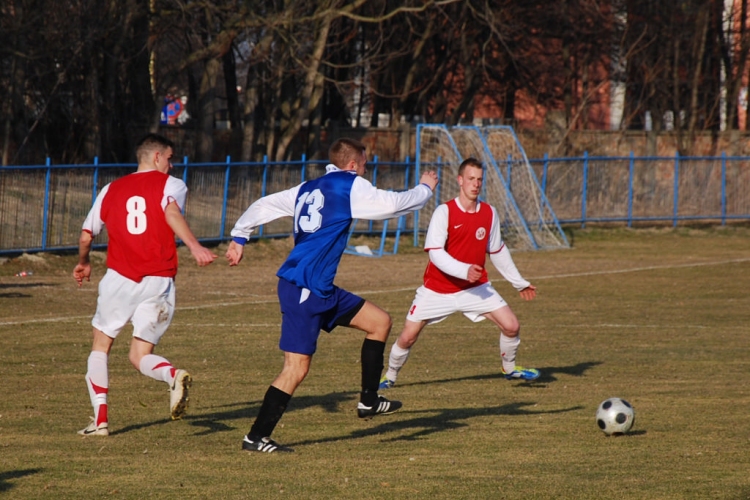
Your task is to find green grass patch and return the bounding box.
[1,228,750,498]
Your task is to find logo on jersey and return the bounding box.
[475,227,486,240]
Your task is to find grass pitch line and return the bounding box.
[1,257,746,327]
[527,257,750,281]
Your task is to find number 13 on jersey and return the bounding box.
[294,189,324,233]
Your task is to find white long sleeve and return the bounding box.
[230,185,299,240]
[349,173,433,220]
[489,244,530,291]
[428,248,472,280]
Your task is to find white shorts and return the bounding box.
[92,269,176,345]
[405,282,507,324]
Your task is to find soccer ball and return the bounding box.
[596,398,635,436]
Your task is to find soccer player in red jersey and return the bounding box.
[73,133,217,436]
[380,157,539,390]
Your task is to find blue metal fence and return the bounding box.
[2,152,750,255]
[532,152,750,227]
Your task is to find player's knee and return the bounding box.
[397,333,418,349]
[282,365,309,387]
[369,311,393,339]
[500,318,521,336]
[383,313,393,333]
[128,351,143,371]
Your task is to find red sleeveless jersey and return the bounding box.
[423,199,492,293]
[100,171,178,282]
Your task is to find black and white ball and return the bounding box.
[596,398,635,435]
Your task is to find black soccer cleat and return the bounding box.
[357,396,402,418]
[242,435,294,453]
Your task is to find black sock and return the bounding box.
[248,385,291,440]
[360,338,385,405]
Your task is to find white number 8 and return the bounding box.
[126,196,147,234]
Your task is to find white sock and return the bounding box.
[385,343,411,382]
[139,354,175,384]
[500,333,520,373]
[85,351,109,425]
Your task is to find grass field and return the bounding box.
[1,227,750,499]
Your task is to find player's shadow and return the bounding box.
[0,281,53,299]
[397,361,603,388]
[0,469,42,493]
[110,391,356,436]
[109,363,600,436]
[186,391,356,436]
[534,361,603,383]
[289,402,584,448]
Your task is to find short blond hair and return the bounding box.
[329,138,366,169]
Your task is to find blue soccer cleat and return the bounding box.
[379,376,396,390]
[502,366,540,381]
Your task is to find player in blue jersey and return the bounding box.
[226,138,439,453]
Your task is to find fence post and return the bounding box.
[627,151,634,228]
[542,153,549,194]
[92,156,99,204]
[41,157,51,251]
[673,151,679,227]
[404,156,411,245]
[581,151,589,228]
[260,155,269,237]
[301,153,307,182]
[182,155,189,185]
[403,156,411,190]
[369,155,379,232]
[220,156,231,240]
[721,152,727,226]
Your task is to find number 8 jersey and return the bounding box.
[82,170,188,282]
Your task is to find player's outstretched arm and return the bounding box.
[488,245,531,292]
[519,285,537,301]
[164,202,217,266]
[73,230,94,287]
[225,240,245,266]
[419,170,439,191]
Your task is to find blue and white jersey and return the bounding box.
[230,164,433,298]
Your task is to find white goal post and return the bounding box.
[415,124,569,251]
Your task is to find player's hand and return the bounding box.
[73,263,91,287]
[226,241,245,266]
[466,264,483,283]
[519,285,536,301]
[419,170,439,191]
[191,245,218,267]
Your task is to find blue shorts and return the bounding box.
[277,278,365,355]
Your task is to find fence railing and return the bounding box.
[2,153,749,254]
[531,152,750,227]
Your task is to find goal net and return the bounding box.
[416,124,569,251]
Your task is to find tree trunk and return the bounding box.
[197,58,221,162]
[274,14,331,161]
[687,6,710,150]
[223,45,243,159]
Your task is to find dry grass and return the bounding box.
[1,227,750,499]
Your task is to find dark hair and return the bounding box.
[458,157,483,175]
[136,133,175,163]
[329,138,366,169]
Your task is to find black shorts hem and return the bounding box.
[334,298,366,328]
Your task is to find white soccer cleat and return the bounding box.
[78,418,109,436]
[170,369,192,420]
